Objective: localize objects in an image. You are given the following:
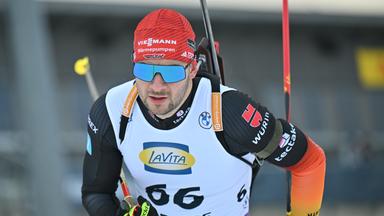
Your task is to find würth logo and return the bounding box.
[242,104,262,128]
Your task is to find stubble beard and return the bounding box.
[143,80,190,117]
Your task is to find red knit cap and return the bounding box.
[133,9,196,64]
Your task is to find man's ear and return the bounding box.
[189,61,198,79]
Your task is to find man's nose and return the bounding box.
[150,73,166,90]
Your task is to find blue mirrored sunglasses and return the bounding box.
[133,63,190,83]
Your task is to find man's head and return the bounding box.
[133,8,196,64]
[132,9,198,118]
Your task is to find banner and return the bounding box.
[356,48,384,89]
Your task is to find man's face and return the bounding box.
[135,59,197,118]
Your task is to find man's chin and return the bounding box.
[148,106,169,116]
[144,100,174,117]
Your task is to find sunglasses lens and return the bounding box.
[159,65,186,83]
[133,63,154,82]
[133,63,186,83]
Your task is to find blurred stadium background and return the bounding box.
[0,0,384,215]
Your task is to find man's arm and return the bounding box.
[82,94,126,216]
[267,119,326,216]
[222,90,326,216]
[284,136,325,216]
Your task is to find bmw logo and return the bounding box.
[199,112,212,129]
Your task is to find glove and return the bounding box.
[124,196,159,216]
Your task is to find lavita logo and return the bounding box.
[139,142,196,175]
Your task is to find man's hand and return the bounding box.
[124,196,159,216]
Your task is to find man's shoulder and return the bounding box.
[198,76,236,94]
[106,80,135,101]
[88,94,112,139]
[219,83,236,94]
[105,80,135,118]
[221,87,254,105]
[220,88,276,155]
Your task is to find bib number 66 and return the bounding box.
[146,184,204,209]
